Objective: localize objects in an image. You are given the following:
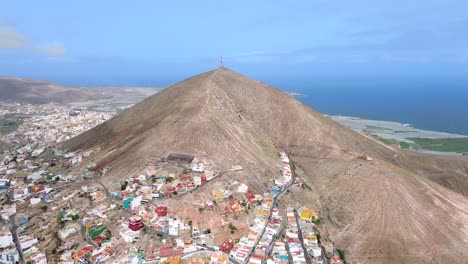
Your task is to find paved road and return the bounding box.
[9,215,25,264]
[284,241,294,264]
[266,222,286,258]
[294,210,312,264]
[74,207,99,248]
[192,243,242,264]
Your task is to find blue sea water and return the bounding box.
[271,76,468,136]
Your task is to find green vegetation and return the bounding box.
[120,182,128,191]
[164,177,174,183]
[376,137,399,146]
[40,205,48,212]
[228,223,238,234]
[337,248,347,263]
[374,135,468,153]
[409,137,468,153]
[301,183,312,191]
[0,119,24,135]
[398,141,411,149]
[290,159,297,173]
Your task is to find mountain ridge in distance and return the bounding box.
[64,67,468,263]
[0,76,107,104]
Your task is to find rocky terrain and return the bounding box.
[64,68,468,263]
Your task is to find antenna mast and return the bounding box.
[220,55,224,68]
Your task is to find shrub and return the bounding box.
[165,177,174,183]
[337,248,347,263]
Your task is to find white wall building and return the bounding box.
[0,231,14,249]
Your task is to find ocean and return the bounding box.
[271,76,468,136]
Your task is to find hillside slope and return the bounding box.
[0,76,106,104]
[64,68,468,263]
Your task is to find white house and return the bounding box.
[193,176,202,186]
[310,245,322,257]
[19,236,38,250]
[0,231,14,249]
[238,184,249,193]
[191,163,205,172]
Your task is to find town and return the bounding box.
[0,102,346,264]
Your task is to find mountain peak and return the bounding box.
[63,69,468,264]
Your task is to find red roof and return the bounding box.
[220,240,234,253]
[245,191,255,202]
[155,206,168,216]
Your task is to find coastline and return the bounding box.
[331,115,468,155]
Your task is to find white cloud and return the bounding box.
[38,42,67,56]
[0,26,26,49]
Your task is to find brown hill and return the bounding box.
[64,68,468,263]
[0,76,107,104]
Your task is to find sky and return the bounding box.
[1,0,468,86]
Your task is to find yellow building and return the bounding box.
[165,255,182,264]
[232,203,245,213]
[211,251,229,264]
[213,189,223,200]
[300,208,318,220]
